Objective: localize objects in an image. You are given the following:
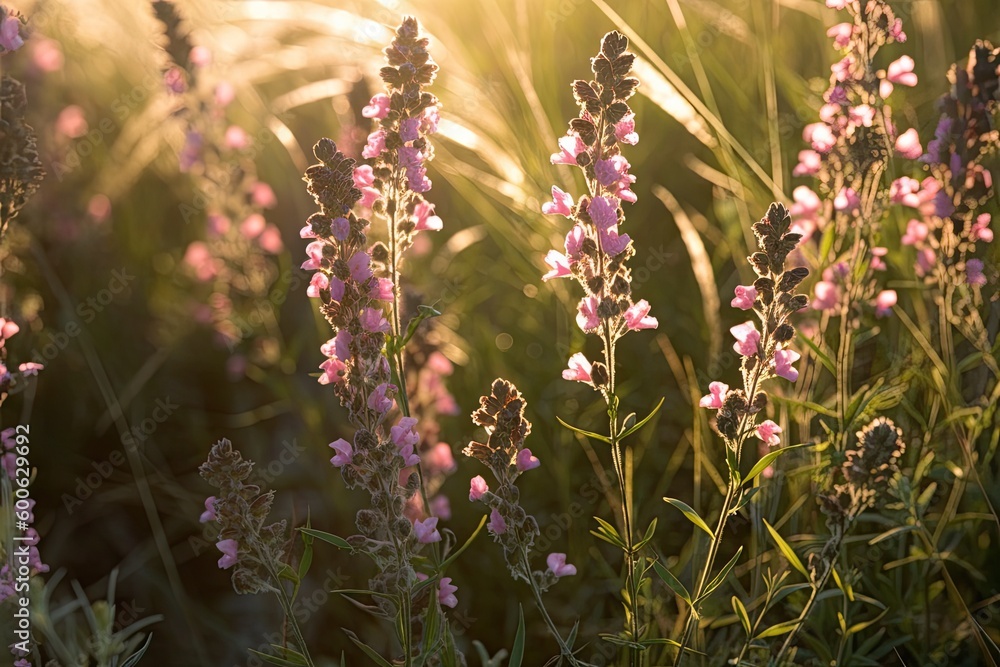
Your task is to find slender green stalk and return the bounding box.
[521,545,584,667]
[771,539,839,665]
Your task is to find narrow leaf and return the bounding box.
[509,605,525,667]
[743,443,812,487]
[557,416,612,444]
[299,528,352,550]
[732,596,751,637]
[619,397,665,440]
[700,546,743,601]
[651,559,691,606]
[664,497,715,539]
[763,520,808,579]
[344,630,394,667]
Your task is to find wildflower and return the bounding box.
[469,475,489,501]
[362,93,390,119]
[827,23,853,49]
[200,496,217,523]
[848,104,875,128]
[239,213,265,239]
[834,187,860,213]
[773,349,801,382]
[562,353,593,383]
[516,448,540,472]
[427,443,457,475]
[224,125,249,150]
[826,0,850,8]
[368,383,395,414]
[0,318,18,343]
[438,577,458,608]
[318,357,346,385]
[699,381,729,409]
[546,553,577,577]
[623,300,658,330]
[875,290,897,317]
[890,177,921,208]
[16,362,41,376]
[730,321,760,357]
[0,15,22,52]
[541,185,574,217]
[755,420,782,448]
[252,182,277,209]
[901,219,928,245]
[886,55,917,87]
[793,149,822,176]
[348,251,373,281]
[216,539,238,569]
[804,122,836,152]
[615,113,638,145]
[411,200,443,231]
[731,285,758,310]
[414,517,442,544]
[362,129,386,159]
[971,214,993,243]
[576,295,599,332]
[488,508,507,534]
[542,250,573,281]
[359,307,390,333]
[329,438,353,467]
[550,134,586,165]
[967,259,987,286]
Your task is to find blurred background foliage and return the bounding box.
[1,0,999,664]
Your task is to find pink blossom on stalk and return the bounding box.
[812,281,840,311]
[469,475,489,501]
[971,214,993,243]
[562,353,593,383]
[916,247,935,276]
[755,420,782,448]
[18,362,42,376]
[0,318,19,343]
[546,553,577,577]
[184,242,219,281]
[251,182,277,208]
[804,123,836,153]
[890,177,921,208]
[299,223,317,239]
[895,128,922,159]
[773,349,802,382]
[516,448,540,472]
[793,150,822,177]
[615,113,638,145]
[348,251,373,281]
[368,383,395,414]
[421,106,441,134]
[391,416,420,449]
[399,117,421,142]
[901,219,928,246]
[488,508,507,534]
[827,22,853,49]
[542,250,573,281]
[0,16,23,52]
[216,539,238,569]
[328,276,346,302]
[826,0,850,8]
[334,329,352,360]
[362,93,391,119]
[318,357,346,385]
[730,321,760,357]
[624,299,658,330]
[224,125,249,150]
[412,200,443,231]
[371,277,394,301]
[599,226,631,255]
[848,104,875,128]
[550,134,587,165]
[438,577,458,608]
[200,497,217,523]
[834,187,860,213]
[427,443,457,475]
[240,213,266,239]
[831,55,855,83]
[542,185,575,217]
[875,290,897,317]
[362,129,387,158]
[307,273,329,298]
[699,381,729,409]
[430,495,451,520]
[588,195,618,229]
[731,285,758,310]
[565,225,586,258]
[886,56,917,86]
[259,225,283,253]
[215,81,235,107]
[414,517,441,543]
[595,155,637,203]
[329,438,353,467]
[360,307,390,333]
[967,259,987,286]
[576,295,599,332]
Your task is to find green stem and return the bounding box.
[771,535,839,666]
[523,546,583,666]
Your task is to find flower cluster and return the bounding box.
[0,57,45,239]
[539,31,657,388]
[700,204,808,454]
[0,317,43,406]
[198,438,288,595]
[464,379,574,590]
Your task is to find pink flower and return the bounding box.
[348,251,373,281]
[18,362,43,376]
[541,185,574,217]
[184,242,219,281]
[430,495,451,520]
[258,225,283,253]
[916,247,936,276]
[391,417,421,466]
[827,22,853,49]
[421,106,441,134]
[362,129,386,158]
[200,496,217,523]
[834,187,860,213]
[565,225,585,258]
[595,155,637,203]
[890,177,921,208]
[335,329,352,360]
[328,276,346,302]
[826,0,850,8]
[414,517,442,543]
[804,122,836,153]
[251,182,277,208]
[790,186,821,218]
[730,321,760,357]
[886,55,917,87]
[329,438,353,467]
[516,448,540,472]
[427,442,457,475]
[967,259,986,286]
[0,16,23,52]
[0,318,19,343]
[330,217,350,240]
[848,105,875,128]
[362,93,391,119]
[469,475,489,501]
[588,195,618,229]
[563,353,593,383]
[832,55,855,83]
[318,357,345,385]
[438,577,458,608]
[599,226,631,255]
[240,213,266,239]
[542,250,573,281]
[792,150,822,177]
[699,381,729,409]
[360,307,390,333]
[307,272,330,298]
[615,113,638,145]
[773,349,801,382]
[546,553,577,577]
[896,127,924,160]
[731,285,758,310]
[224,125,249,150]
[488,508,507,534]
[400,117,421,143]
[216,539,238,569]
[550,134,587,165]
[371,278,394,301]
[971,214,993,243]
[576,295,599,332]
[875,290,897,317]
[412,200,443,231]
[812,281,840,311]
[755,420,782,448]
[901,219,928,246]
[215,81,235,107]
[368,383,395,414]
[624,299,658,330]
[299,223,316,239]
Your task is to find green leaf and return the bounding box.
[599,634,647,650]
[743,443,812,487]
[592,516,628,549]
[699,546,743,601]
[651,559,691,606]
[869,524,917,545]
[440,515,487,570]
[557,416,612,444]
[277,563,299,585]
[619,397,665,440]
[298,521,314,582]
[246,648,307,667]
[299,528,352,550]
[509,605,525,667]
[400,304,442,349]
[763,520,808,579]
[119,634,153,667]
[344,629,394,667]
[729,487,762,515]
[754,619,801,639]
[771,394,838,418]
[847,609,889,636]
[635,517,658,551]
[663,497,715,539]
[798,330,835,374]
[732,596,751,637]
